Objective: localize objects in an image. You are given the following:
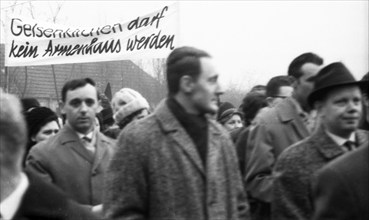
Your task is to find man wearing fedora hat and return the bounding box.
[272,62,369,220]
[312,72,369,220]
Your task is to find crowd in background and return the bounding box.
[0,46,368,220]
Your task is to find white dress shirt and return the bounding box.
[325,129,356,151]
[0,172,29,220]
[76,129,96,154]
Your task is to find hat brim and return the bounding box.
[308,80,368,108]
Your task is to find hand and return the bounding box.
[91,204,103,216]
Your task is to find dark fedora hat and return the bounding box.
[308,62,368,107]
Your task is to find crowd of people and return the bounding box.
[0,46,368,220]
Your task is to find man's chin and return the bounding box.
[206,106,218,115]
[74,125,93,134]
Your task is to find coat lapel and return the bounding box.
[91,132,109,171]
[60,125,94,163]
[277,98,310,138]
[206,120,222,169]
[155,99,205,175]
[312,126,346,160]
[356,130,369,148]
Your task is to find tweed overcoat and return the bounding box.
[26,124,115,206]
[245,97,310,203]
[312,144,369,220]
[272,126,369,220]
[103,99,250,220]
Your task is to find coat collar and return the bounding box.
[58,124,111,166]
[155,99,222,175]
[277,97,302,122]
[310,125,369,160]
[276,97,310,137]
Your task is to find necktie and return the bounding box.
[343,140,356,151]
[82,136,92,143]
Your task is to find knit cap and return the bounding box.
[112,88,150,124]
[217,102,243,124]
[25,107,58,137]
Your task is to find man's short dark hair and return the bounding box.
[266,75,295,97]
[288,52,323,79]
[166,46,210,95]
[241,92,267,126]
[61,78,96,102]
[250,85,266,94]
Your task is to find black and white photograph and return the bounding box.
[0,1,368,220]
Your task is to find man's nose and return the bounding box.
[216,82,225,96]
[347,100,362,113]
[80,102,88,112]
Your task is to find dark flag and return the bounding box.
[104,82,112,101]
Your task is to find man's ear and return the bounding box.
[266,97,274,107]
[179,75,194,93]
[60,102,66,114]
[31,135,36,142]
[314,100,324,115]
[292,78,299,90]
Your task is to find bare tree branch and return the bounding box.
[28,1,35,19]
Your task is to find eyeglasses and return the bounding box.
[271,95,288,99]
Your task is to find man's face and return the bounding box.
[62,84,98,134]
[268,85,294,107]
[294,63,321,110]
[318,86,362,138]
[190,57,222,114]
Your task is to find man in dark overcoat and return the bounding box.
[103,46,250,219]
[272,62,369,220]
[244,52,323,219]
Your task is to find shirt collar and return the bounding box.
[76,130,95,140]
[325,129,356,146]
[0,172,29,220]
[64,122,95,140]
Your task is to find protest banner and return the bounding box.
[4,3,179,66]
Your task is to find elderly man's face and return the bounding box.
[317,85,362,138]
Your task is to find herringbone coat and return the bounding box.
[272,126,369,220]
[103,99,250,220]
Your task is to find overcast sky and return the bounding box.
[1,1,368,90]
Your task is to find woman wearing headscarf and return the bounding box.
[217,102,244,132]
[24,106,60,164]
[104,88,150,139]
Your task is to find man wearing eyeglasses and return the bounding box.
[243,53,323,220]
[265,75,295,108]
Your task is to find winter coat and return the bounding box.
[103,99,250,220]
